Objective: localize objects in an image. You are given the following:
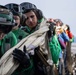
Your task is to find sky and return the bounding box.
[0,0,76,36]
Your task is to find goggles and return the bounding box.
[20,2,37,13]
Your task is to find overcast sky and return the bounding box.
[0,0,76,36]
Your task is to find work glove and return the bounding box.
[12,45,31,68]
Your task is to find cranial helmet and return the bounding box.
[0,5,16,34]
[5,3,25,25]
[5,3,21,16]
[20,2,43,25]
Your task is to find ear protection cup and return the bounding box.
[20,14,26,26]
[36,9,43,20]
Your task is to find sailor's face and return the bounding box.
[0,31,5,40]
[12,15,20,30]
[25,10,38,29]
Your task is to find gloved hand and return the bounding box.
[12,45,31,68]
[60,28,64,33]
